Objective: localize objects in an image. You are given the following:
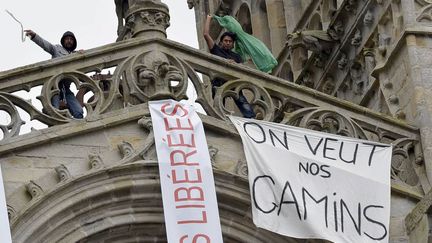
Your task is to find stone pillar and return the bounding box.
[265,0,287,56]
[372,1,432,187]
[116,0,170,41]
[405,34,432,187]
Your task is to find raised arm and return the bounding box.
[24,29,56,56]
[203,15,215,50]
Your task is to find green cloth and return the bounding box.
[213,15,278,73]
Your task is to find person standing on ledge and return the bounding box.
[204,15,256,119]
[24,29,84,119]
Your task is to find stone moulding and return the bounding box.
[55,164,72,183]
[117,141,135,158]
[25,181,44,200]
[0,37,419,147]
[7,205,16,221]
[208,145,219,166]
[10,161,289,243]
[89,153,104,170]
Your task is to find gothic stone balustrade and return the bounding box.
[0,36,426,229]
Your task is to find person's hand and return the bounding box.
[24,29,36,39]
[77,49,85,54]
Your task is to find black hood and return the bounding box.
[60,31,77,52]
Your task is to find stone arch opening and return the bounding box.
[308,13,323,30]
[236,3,252,34]
[11,161,291,243]
[321,0,338,29]
[279,62,294,81]
[250,0,271,49]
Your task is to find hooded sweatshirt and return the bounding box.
[31,31,77,59]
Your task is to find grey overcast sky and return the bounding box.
[1,0,198,72]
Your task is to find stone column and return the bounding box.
[405,34,432,187]
[116,0,170,41]
[265,0,287,56]
[372,0,432,188]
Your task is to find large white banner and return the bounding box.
[230,116,392,243]
[0,165,12,243]
[149,100,223,243]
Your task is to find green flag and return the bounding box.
[213,15,278,73]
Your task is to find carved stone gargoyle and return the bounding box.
[187,0,199,9]
[216,0,234,16]
[286,20,343,58]
[286,29,337,56]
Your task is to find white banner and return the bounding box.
[0,164,12,243]
[149,100,223,243]
[230,116,392,243]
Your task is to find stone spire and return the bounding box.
[115,0,170,41]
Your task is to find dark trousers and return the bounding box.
[212,78,255,118]
[51,80,84,119]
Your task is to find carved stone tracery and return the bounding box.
[417,4,432,22]
[116,50,188,104]
[391,138,423,188]
[0,94,25,140]
[40,71,105,120]
[282,107,368,139]
[213,79,275,121]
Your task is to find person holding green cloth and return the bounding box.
[204,15,256,118]
[212,15,278,73]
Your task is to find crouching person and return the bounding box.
[25,29,84,119]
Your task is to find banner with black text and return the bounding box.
[150,100,223,243]
[230,116,392,243]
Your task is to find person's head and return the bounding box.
[61,31,77,52]
[219,32,236,50]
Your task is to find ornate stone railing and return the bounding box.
[0,36,426,198]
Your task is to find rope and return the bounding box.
[5,9,26,42]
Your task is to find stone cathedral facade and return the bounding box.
[0,0,432,242]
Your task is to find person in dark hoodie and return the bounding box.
[24,30,84,119]
[203,15,255,118]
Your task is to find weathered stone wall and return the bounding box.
[406,34,432,194]
[390,194,417,242]
[2,0,432,241]
[2,119,147,213]
[375,43,413,121]
[2,105,291,242]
